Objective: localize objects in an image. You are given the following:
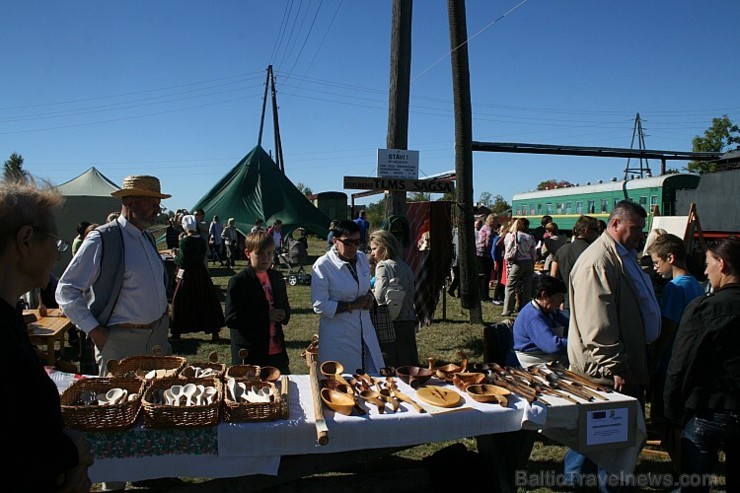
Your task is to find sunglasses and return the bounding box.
[337,238,361,247]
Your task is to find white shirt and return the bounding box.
[56,216,169,333]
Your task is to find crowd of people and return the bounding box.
[6,171,738,491]
[469,203,739,492]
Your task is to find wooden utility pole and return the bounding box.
[447,0,481,322]
[386,0,413,217]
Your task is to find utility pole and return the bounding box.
[386,0,413,217]
[447,0,481,322]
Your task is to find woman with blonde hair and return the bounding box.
[369,229,418,367]
[502,217,536,316]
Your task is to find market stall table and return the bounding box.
[80,374,644,485]
[25,308,72,366]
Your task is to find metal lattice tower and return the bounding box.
[623,113,652,180]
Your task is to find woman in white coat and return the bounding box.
[311,220,385,373]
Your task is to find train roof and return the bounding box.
[512,173,699,200]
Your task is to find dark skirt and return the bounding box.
[170,263,225,335]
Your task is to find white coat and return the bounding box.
[311,247,385,372]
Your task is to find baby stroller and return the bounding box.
[276,233,311,286]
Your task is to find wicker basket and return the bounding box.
[107,354,187,379]
[180,362,226,380]
[225,364,262,381]
[223,379,282,422]
[60,377,144,431]
[141,376,222,429]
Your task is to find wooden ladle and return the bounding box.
[320,361,353,391]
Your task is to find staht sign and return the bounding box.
[344,176,455,193]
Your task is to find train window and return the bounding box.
[556,203,562,213]
[576,201,583,214]
[545,203,553,214]
[588,200,595,214]
[565,201,572,214]
[521,204,526,216]
[601,199,608,213]
[639,196,647,207]
[530,206,536,215]
[651,195,658,208]
[537,204,543,214]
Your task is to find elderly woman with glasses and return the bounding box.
[311,219,384,373]
[0,179,92,492]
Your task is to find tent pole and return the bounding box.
[257,66,271,146]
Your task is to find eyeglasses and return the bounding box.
[34,227,69,253]
[337,238,361,247]
[47,232,70,253]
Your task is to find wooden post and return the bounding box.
[447,0,481,322]
[386,0,412,218]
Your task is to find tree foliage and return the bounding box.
[489,194,511,215]
[536,179,573,190]
[688,115,740,174]
[364,196,388,229]
[478,191,494,207]
[3,152,28,183]
[295,182,313,196]
[408,191,431,202]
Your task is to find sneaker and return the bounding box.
[492,300,503,305]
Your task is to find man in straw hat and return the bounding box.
[57,175,171,489]
[57,175,172,375]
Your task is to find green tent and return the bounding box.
[53,166,121,276]
[191,145,331,239]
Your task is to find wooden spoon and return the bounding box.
[359,389,386,413]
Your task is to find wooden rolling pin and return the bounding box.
[308,359,329,445]
[280,375,290,420]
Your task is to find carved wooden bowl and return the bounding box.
[320,387,355,416]
[395,366,433,389]
[452,372,486,391]
[466,384,511,406]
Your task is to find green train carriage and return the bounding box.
[511,173,701,234]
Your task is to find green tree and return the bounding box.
[295,182,313,196]
[408,191,431,202]
[3,152,28,183]
[364,196,388,229]
[489,194,511,215]
[439,190,455,201]
[688,115,740,174]
[536,179,573,191]
[478,191,494,207]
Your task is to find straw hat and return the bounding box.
[111,175,171,199]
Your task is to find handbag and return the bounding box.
[370,298,396,344]
[380,261,406,321]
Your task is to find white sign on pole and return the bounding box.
[377,149,419,180]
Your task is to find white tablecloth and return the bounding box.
[88,374,644,482]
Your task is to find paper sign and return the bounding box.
[585,407,629,445]
[577,400,636,452]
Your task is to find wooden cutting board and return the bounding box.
[415,386,462,408]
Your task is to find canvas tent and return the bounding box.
[53,167,121,276]
[191,145,331,240]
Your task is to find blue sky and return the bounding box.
[2,1,738,214]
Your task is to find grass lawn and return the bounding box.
[70,235,724,492]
